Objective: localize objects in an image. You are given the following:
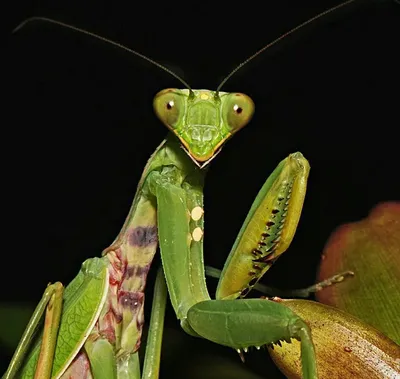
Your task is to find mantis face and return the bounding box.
[153,89,255,167]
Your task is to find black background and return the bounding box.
[3,0,400,377]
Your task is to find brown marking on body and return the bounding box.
[125,264,151,280]
[129,226,158,247]
[119,291,144,311]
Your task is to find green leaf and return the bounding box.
[316,201,400,344]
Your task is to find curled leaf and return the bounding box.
[316,202,400,343]
[268,299,400,378]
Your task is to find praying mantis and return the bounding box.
[4,0,400,378]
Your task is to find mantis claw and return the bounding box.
[236,349,246,363]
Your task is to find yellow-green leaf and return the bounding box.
[269,299,400,379]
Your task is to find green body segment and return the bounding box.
[84,338,117,379]
[187,299,317,378]
[21,258,108,379]
[2,284,64,379]
[145,136,211,323]
[142,268,168,379]
[184,175,210,303]
[216,153,310,300]
[187,299,301,349]
[34,282,64,379]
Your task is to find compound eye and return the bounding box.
[223,93,255,132]
[153,89,183,128]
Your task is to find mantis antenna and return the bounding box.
[12,17,194,93]
[13,0,379,96]
[216,0,357,94]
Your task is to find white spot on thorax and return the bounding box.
[191,206,204,221]
[192,227,203,242]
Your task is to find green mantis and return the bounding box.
[4,80,315,378]
[4,0,400,378]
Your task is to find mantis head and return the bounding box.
[153,89,254,168]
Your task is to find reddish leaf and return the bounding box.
[317,202,400,343]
